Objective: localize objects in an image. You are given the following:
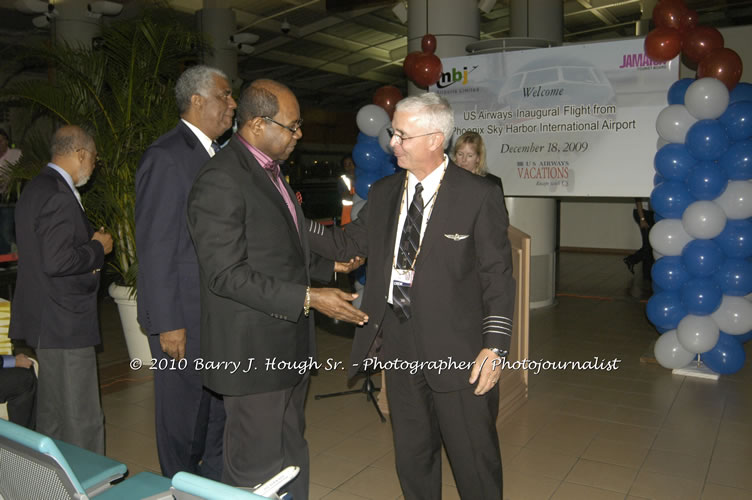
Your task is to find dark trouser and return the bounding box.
[149,335,225,480]
[222,373,310,500]
[627,208,655,279]
[35,347,104,454]
[0,204,14,255]
[382,306,503,500]
[0,366,36,429]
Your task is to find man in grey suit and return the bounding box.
[10,125,113,453]
[306,93,515,499]
[187,79,366,499]
[135,65,236,479]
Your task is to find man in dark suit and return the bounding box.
[306,93,515,499]
[135,65,236,479]
[10,125,113,453]
[187,79,367,499]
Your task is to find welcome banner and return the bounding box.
[432,39,679,197]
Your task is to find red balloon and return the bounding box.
[421,34,437,54]
[697,48,743,90]
[644,27,682,63]
[653,0,688,30]
[681,25,724,64]
[679,9,698,32]
[373,85,403,119]
[411,52,443,88]
[403,51,420,80]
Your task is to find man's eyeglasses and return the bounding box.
[386,127,439,145]
[262,116,303,134]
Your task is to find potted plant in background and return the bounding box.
[2,10,204,362]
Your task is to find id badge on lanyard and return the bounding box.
[391,268,414,288]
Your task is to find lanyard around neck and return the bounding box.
[393,165,447,271]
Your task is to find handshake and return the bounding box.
[311,256,368,325]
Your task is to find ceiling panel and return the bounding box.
[0,0,749,110]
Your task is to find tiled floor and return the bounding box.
[96,252,752,500]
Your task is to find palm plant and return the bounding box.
[1,11,204,289]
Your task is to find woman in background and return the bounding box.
[451,131,506,203]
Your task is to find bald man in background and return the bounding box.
[10,125,112,453]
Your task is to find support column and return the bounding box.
[636,0,659,36]
[406,0,479,96]
[196,5,238,85]
[52,0,101,49]
[506,0,562,308]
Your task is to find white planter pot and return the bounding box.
[108,283,152,363]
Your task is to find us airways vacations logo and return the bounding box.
[436,65,479,88]
[619,52,666,69]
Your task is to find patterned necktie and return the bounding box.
[392,182,424,321]
[211,141,221,154]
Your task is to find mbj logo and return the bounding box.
[436,65,478,89]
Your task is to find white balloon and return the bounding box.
[681,200,727,239]
[649,218,693,256]
[656,104,697,144]
[714,181,752,220]
[684,77,730,120]
[654,330,696,369]
[677,314,720,353]
[711,295,752,334]
[377,124,393,154]
[653,249,664,260]
[657,137,670,150]
[356,104,390,137]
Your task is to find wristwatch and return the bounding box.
[488,347,508,358]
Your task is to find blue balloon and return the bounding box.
[681,239,725,277]
[700,332,746,374]
[356,132,378,144]
[685,161,728,200]
[654,143,696,181]
[735,330,752,343]
[686,120,730,161]
[715,219,752,258]
[646,291,687,330]
[720,139,752,180]
[650,181,696,219]
[667,78,695,106]
[715,258,752,296]
[354,171,380,199]
[381,155,400,177]
[653,172,665,187]
[652,256,690,291]
[353,138,386,175]
[729,82,752,104]
[680,277,722,315]
[652,283,664,295]
[719,101,752,143]
[656,325,670,334]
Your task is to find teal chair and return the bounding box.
[0,418,171,499]
[171,472,269,500]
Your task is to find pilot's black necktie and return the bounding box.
[392,182,424,321]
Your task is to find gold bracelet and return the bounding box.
[304,286,311,317]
